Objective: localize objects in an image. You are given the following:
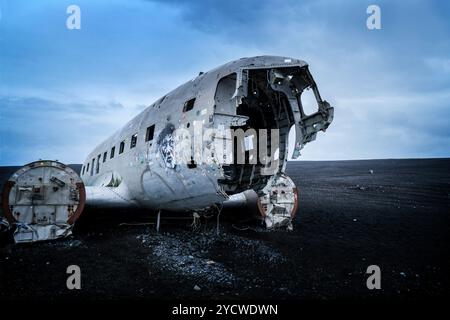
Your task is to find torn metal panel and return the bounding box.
[14,222,72,243]
[268,67,334,160]
[1,160,85,243]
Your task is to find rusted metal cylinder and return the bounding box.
[1,160,85,243]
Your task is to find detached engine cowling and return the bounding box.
[257,174,298,230]
[223,174,298,230]
[1,160,85,243]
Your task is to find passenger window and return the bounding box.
[103,151,107,162]
[183,98,196,112]
[145,125,155,142]
[130,134,138,148]
[91,158,94,176]
[82,165,85,175]
[110,146,115,158]
[87,163,90,173]
[119,141,125,154]
[96,154,101,174]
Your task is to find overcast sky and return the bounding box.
[0,0,449,165]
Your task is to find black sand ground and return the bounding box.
[0,159,449,300]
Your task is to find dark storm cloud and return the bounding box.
[146,0,263,32]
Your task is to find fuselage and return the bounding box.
[80,56,333,211]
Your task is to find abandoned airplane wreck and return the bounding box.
[1,56,334,243]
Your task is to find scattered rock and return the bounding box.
[150,231,235,284]
[350,185,367,191]
[68,240,82,247]
[193,285,201,291]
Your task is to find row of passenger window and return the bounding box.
[81,124,155,176]
[81,97,197,177]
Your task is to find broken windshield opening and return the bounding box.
[299,86,318,116]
